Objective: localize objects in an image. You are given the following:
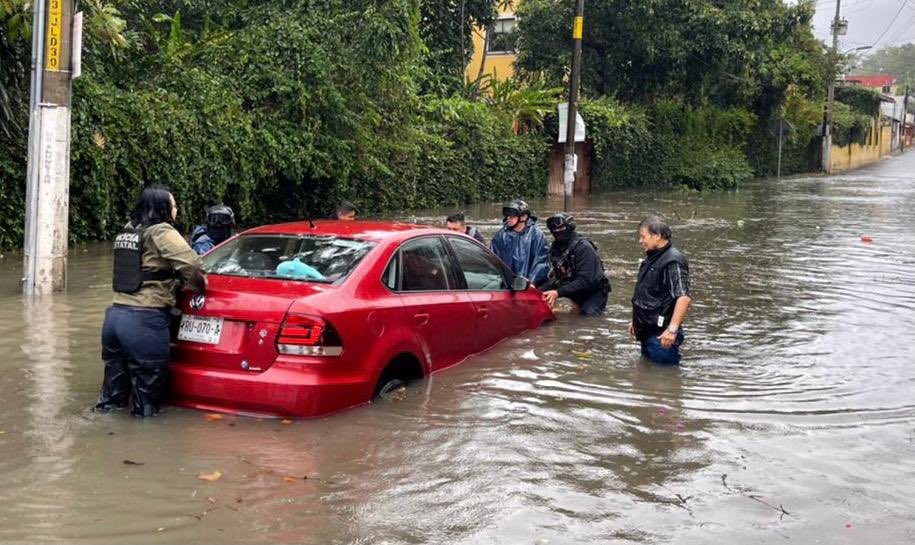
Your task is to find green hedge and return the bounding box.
[578,98,755,191]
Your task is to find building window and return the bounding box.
[487,17,518,54]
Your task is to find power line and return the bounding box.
[870,0,910,49]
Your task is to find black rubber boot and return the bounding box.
[95,358,131,411]
[129,360,167,418]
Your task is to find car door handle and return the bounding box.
[413,312,430,326]
[477,307,489,318]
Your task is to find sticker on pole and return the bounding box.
[573,16,583,39]
[45,0,64,71]
[558,104,586,143]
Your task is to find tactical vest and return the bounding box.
[549,237,611,294]
[631,244,686,340]
[112,224,174,293]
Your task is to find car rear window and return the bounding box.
[203,235,375,284]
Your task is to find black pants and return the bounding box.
[96,305,171,417]
[577,290,608,317]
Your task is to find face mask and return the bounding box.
[552,229,573,243]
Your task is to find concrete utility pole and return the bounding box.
[562,0,585,212]
[902,85,910,152]
[821,0,843,174]
[23,0,75,295]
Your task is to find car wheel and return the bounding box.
[375,378,406,400]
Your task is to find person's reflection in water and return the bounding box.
[616,361,707,505]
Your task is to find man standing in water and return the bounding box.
[628,216,692,364]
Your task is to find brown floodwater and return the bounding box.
[1,153,914,544]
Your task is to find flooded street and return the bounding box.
[2,153,915,544]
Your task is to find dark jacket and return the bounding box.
[631,243,690,340]
[190,225,215,255]
[549,232,608,307]
[491,219,550,285]
[466,226,486,245]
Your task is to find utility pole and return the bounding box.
[902,85,909,152]
[562,0,585,212]
[23,0,75,295]
[821,0,843,174]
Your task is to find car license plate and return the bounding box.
[177,315,224,345]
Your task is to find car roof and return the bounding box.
[239,220,458,244]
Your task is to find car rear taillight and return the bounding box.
[276,313,343,357]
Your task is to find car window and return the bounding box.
[448,237,510,291]
[399,237,456,292]
[381,252,400,290]
[203,235,374,284]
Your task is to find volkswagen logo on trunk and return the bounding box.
[189,295,206,311]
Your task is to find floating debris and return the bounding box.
[198,470,223,482]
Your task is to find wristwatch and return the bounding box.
[666,325,679,334]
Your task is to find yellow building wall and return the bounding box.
[466,8,517,82]
[830,125,893,172]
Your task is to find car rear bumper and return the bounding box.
[168,361,372,418]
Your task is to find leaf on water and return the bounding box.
[283,476,299,483]
[205,413,224,421]
[281,419,293,425]
[861,235,874,243]
[571,350,593,360]
[198,470,223,481]
[123,459,144,466]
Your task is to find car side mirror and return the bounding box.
[511,276,529,292]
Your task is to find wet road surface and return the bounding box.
[1,153,914,544]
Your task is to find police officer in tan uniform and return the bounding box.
[95,185,206,417]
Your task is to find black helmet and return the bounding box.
[546,212,576,232]
[206,204,236,227]
[205,204,236,245]
[502,199,531,218]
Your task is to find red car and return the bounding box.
[168,220,554,418]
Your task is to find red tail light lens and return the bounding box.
[276,314,343,356]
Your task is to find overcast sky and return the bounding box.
[809,0,915,53]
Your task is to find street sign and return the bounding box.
[770,118,794,140]
[71,12,83,79]
[558,103,586,143]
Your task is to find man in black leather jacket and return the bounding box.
[628,215,692,364]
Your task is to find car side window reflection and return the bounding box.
[448,237,509,291]
[382,252,400,290]
[399,237,455,292]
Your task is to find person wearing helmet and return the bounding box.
[490,199,550,286]
[541,212,610,316]
[190,204,236,255]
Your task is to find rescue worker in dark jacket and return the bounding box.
[190,204,236,255]
[540,213,610,316]
[96,185,206,417]
[490,199,550,286]
[628,215,692,365]
[445,211,485,245]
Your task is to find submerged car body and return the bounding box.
[168,220,555,418]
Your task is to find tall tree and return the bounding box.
[857,43,915,90]
[513,0,829,113]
